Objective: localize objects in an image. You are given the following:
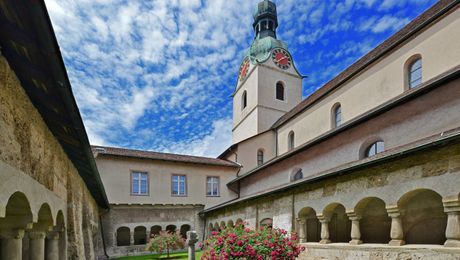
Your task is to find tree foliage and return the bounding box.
[147,230,185,258]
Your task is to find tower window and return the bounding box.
[408,57,422,89]
[268,21,273,30]
[261,21,267,30]
[288,131,295,151]
[257,149,264,166]
[276,82,285,101]
[332,103,342,128]
[365,141,384,157]
[242,91,247,110]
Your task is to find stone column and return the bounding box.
[346,211,362,245]
[29,231,46,260]
[296,218,307,243]
[130,231,134,245]
[0,228,25,260]
[317,215,330,244]
[186,231,198,260]
[45,232,59,260]
[386,206,405,246]
[443,198,460,247]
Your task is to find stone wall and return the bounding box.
[0,54,102,259]
[102,205,204,258]
[205,141,460,259]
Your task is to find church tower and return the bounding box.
[232,0,302,144]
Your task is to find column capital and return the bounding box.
[443,199,460,213]
[29,231,46,240]
[296,218,306,224]
[46,231,60,241]
[346,210,361,221]
[386,205,401,217]
[0,228,25,239]
[316,214,330,222]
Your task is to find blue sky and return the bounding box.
[45,0,436,157]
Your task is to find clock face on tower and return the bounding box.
[238,58,250,81]
[272,48,292,70]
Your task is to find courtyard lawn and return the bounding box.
[116,251,202,260]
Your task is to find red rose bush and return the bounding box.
[200,223,305,259]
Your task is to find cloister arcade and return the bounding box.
[207,188,460,249]
[115,223,191,247]
[296,189,456,247]
[0,192,67,260]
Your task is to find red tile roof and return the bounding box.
[92,146,240,168]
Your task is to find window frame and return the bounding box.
[171,174,187,197]
[331,103,342,128]
[257,149,264,166]
[404,54,422,90]
[130,171,149,196]
[292,169,303,181]
[275,82,285,101]
[365,141,385,158]
[206,176,220,197]
[241,90,247,110]
[288,131,295,151]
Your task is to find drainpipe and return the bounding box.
[98,208,110,260]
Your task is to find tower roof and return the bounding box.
[246,0,288,64]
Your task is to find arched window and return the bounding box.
[276,82,285,101]
[257,149,264,166]
[292,169,303,181]
[365,141,384,157]
[241,91,247,110]
[407,56,422,89]
[288,131,295,151]
[332,103,342,128]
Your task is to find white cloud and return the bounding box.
[360,15,410,33]
[159,118,233,157]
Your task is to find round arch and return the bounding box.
[298,207,321,242]
[323,203,351,243]
[355,197,391,243]
[227,220,234,228]
[134,226,147,245]
[116,227,130,246]
[398,189,447,245]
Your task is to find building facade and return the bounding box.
[93,0,460,259]
[2,0,459,259]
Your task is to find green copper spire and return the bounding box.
[246,0,288,64]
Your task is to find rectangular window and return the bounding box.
[131,172,148,195]
[206,176,220,197]
[172,175,187,196]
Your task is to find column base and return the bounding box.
[299,238,307,243]
[319,239,331,244]
[389,239,405,246]
[349,239,362,245]
[444,239,460,247]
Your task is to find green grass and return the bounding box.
[116,251,202,260]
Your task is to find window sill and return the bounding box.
[130,194,149,196]
[171,194,188,197]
